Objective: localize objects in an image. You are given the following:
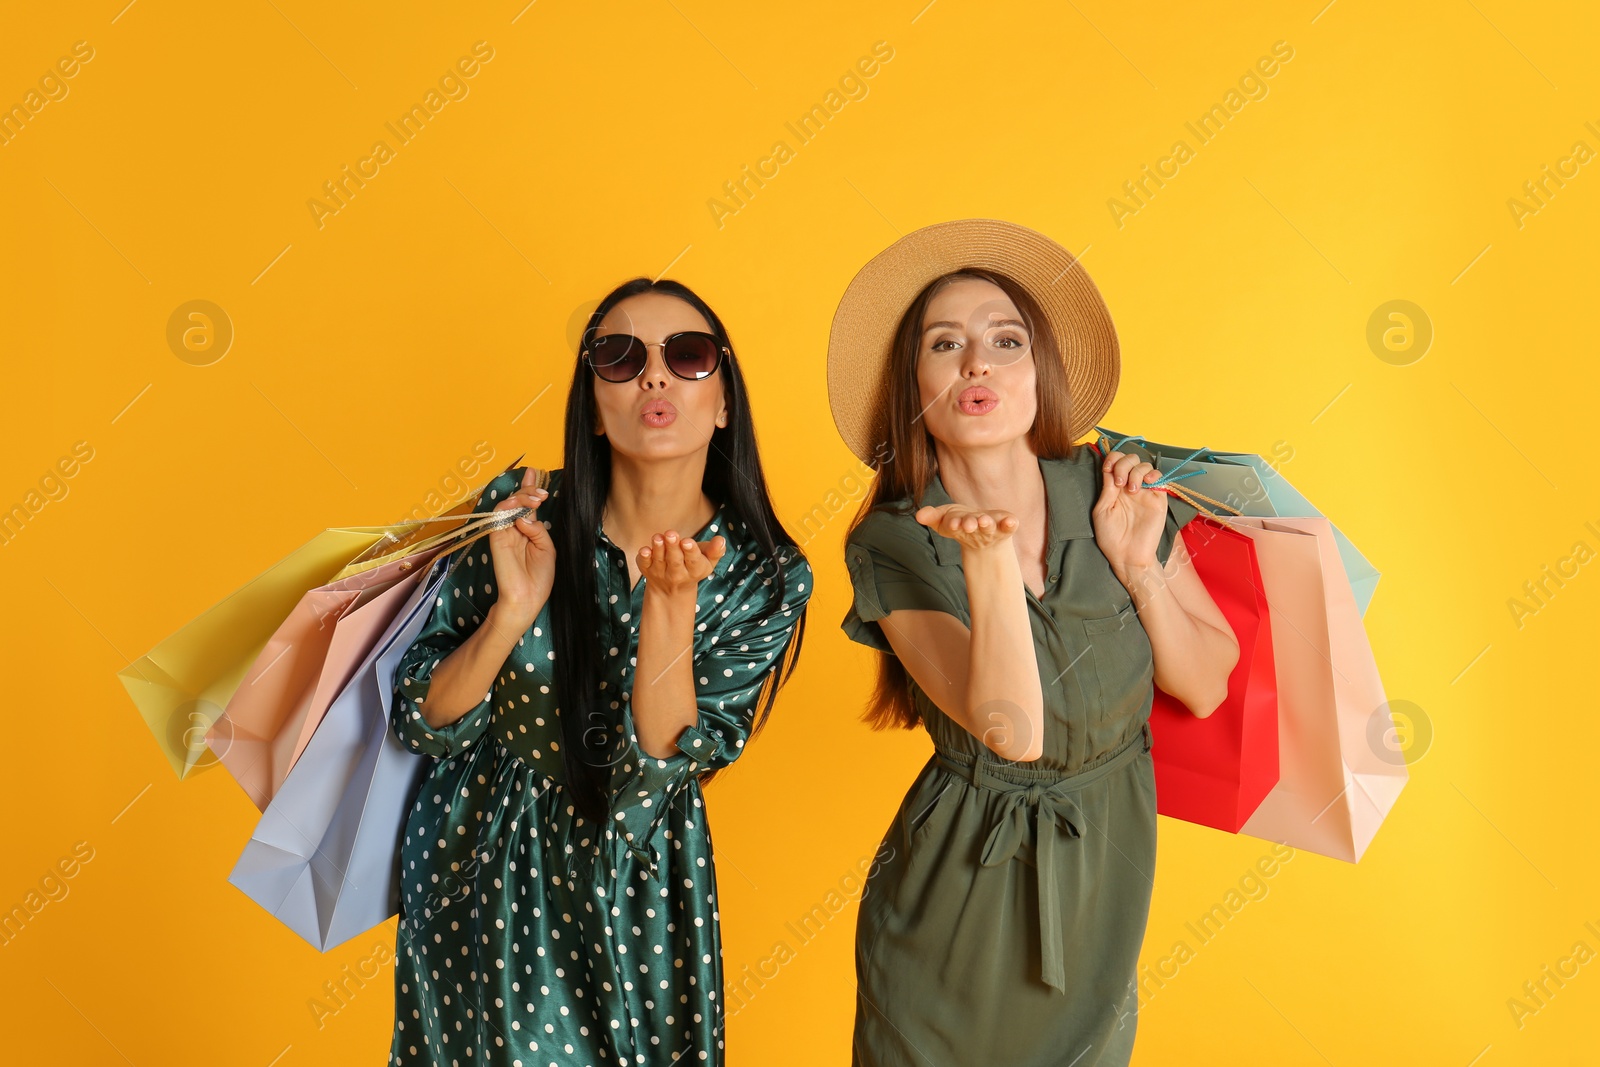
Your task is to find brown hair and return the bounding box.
[843,267,1083,730]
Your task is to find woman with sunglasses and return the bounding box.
[829,221,1236,1066]
[387,277,812,1066]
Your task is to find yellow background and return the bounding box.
[3,1,1598,1063]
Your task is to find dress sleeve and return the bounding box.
[608,545,813,873]
[840,511,965,653]
[389,470,520,759]
[1155,488,1202,568]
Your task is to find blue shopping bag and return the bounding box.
[226,551,450,951]
[1096,425,1381,616]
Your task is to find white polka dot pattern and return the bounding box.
[385,466,812,1066]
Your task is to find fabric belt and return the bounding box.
[932,720,1153,995]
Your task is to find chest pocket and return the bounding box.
[1080,601,1155,729]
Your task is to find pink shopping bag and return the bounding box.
[1228,515,1406,861]
[205,549,443,810]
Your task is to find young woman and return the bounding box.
[387,277,812,1066]
[829,220,1238,1066]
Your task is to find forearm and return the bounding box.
[962,546,1045,760]
[632,587,700,759]
[1115,559,1234,715]
[420,602,537,729]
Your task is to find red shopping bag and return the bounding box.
[1149,516,1279,832]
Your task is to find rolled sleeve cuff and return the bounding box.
[841,542,959,652]
[393,666,494,759]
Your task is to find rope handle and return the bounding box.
[1087,431,1242,520]
[335,464,551,579]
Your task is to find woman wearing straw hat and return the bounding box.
[386,277,812,1066]
[831,219,1237,1065]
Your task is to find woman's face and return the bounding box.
[589,292,729,461]
[914,277,1038,453]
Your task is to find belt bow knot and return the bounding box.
[936,722,1151,996]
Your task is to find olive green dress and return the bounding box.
[842,443,1198,1067]
[388,465,812,1067]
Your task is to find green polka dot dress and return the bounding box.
[387,465,812,1066]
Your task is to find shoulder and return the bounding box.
[843,503,945,588]
[846,501,932,556]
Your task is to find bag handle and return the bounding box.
[336,463,551,580]
[1088,433,1241,521]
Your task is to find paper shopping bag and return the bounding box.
[117,525,408,779]
[118,456,529,780]
[1096,426,1381,617]
[226,551,448,951]
[1229,515,1406,862]
[1148,516,1279,832]
[205,548,446,811]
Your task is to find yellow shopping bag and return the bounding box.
[119,455,531,779]
[118,524,414,779]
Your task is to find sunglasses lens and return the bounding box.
[664,333,722,379]
[588,334,645,382]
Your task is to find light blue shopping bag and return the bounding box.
[227,551,450,951]
[1096,426,1381,616]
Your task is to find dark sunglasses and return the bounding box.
[583,330,729,384]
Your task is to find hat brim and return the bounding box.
[826,218,1119,465]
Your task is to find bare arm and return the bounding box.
[421,469,555,730]
[1096,450,1237,718]
[876,506,1044,762]
[1112,533,1237,718]
[632,585,701,759]
[420,602,540,730]
[631,530,728,760]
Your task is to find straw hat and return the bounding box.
[826,218,1119,465]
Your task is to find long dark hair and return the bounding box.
[845,267,1079,731]
[550,277,808,823]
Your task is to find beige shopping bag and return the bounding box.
[117,526,407,779]
[204,552,441,809]
[1228,515,1407,861]
[118,456,534,780]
